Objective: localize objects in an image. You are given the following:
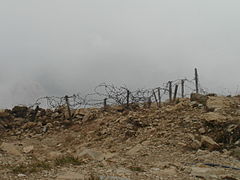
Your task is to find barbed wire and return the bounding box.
[30,77,207,109]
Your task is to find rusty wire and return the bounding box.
[31,78,207,109]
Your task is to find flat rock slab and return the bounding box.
[206,96,236,111]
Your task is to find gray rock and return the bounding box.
[190,93,208,105]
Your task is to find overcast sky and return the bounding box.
[0,0,240,107]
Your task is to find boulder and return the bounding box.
[201,135,220,151]
[12,106,28,118]
[206,96,236,111]
[190,93,208,105]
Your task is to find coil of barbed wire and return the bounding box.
[30,78,207,109]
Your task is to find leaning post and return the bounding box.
[173,84,179,102]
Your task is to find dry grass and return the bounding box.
[54,155,83,166]
[12,161,51,174]
[129,166,145,172]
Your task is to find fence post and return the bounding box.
[126,90,130,108]
[153,90,158,106]
[65,95,72,120]
[195,68,199,94]
[103,98,107,109]
[168,81,172,102]
[157,87,161,107]
[181,79,185,98]
[147,96,152,108]
[173,84,179,102]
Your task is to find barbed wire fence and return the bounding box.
[30,68,208,110]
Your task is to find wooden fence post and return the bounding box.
[65,95,72,120]
[181,79,185,98]
[157,87,161,107]
[195,68,199,94]
[147,96,152,108]
[126,90,130,108]
[104,98,107,109]
[173,85,179,102]
[153,90,158,106]
[169,81,172,102]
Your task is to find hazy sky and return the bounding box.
[0,0,240,107]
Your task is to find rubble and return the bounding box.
[0,95,240,179]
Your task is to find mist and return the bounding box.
[1,0,240,108]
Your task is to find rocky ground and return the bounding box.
[1,94,240,180]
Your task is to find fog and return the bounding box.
[0,0,240,108]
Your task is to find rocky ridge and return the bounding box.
[0,94,240,179]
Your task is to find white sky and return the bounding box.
[0,0,240,107]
